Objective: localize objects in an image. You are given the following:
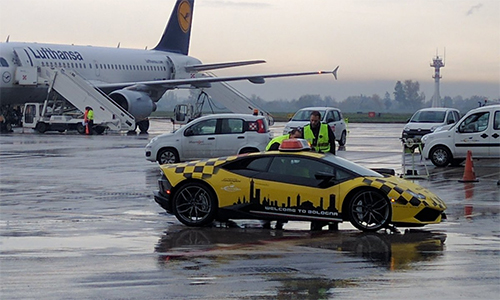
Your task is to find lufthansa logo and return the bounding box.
[2,71,11,83]
[177,0,192,33]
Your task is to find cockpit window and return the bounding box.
[0,57,9,67]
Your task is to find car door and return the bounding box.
[454,111,490,158]
[325,109,345,139]
[214,118,246,157]
[490,110,500,157]
[249,155,343,221]
[181,118,217,160]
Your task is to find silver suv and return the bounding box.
[145,114,272,164]
[282,107,347,146]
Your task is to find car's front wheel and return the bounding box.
[339,131,347,146]
[158,148,179,164]
[347,189,391,232]
[430,145,452,167]
[173,182,217,227]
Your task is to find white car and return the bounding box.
[282,107,347,146]
[402,107,461,145]
[146,114,272,164]
[421,105,500,167]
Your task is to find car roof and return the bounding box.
[466,104,500,114]
[414,107,459,112]
[194,113,265,121]
[297,107,340,111]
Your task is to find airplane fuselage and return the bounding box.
[0,42,201,105]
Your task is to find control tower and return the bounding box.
[430,54,445,107]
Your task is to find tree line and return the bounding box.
[157,80,495,114]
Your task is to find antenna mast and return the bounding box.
[430,49,445,107]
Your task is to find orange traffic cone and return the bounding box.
[458,150,478,182]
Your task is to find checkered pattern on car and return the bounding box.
[162,156,237,179]
[362,178,446,209]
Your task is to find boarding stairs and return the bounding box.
[202,72,274,125]
[38,67,136,132]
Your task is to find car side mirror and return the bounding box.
[315,171,336,188]
[326,118,334,123]
[315,171,336,181]
[447,119,455,124]
[184,128,194,136]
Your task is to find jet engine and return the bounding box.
[109,89,157,121]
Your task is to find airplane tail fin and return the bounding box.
[153,0,194,55]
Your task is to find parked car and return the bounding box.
[421,105,500,167]
[145,114,272,164]
[282,107,347,146]
[402,108,461,149]
[154,139,447,232]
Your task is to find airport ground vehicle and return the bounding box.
[402,108,460,150]
[22,100,107,134]
[421,105,500,167]
[154,139,447,232]
[145,114,272,164]
[282,107,347,146]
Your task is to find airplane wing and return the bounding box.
[94,66,339,91]
[184,60,266,72]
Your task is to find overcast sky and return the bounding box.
[0,0,498,102]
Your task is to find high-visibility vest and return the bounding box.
[87,109,94,121]
[303,123,330,153]
[265,134,290,151]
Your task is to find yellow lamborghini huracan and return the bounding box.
[154,140,446,232]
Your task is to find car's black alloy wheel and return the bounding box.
[348,189,391,232]
[173,182,217,226]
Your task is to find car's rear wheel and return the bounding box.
[339,131,347,146]
[173,182,217,227]
[348,189,391,232]
[158,148,179,164]
[430,146,452,167]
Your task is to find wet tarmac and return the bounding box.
[1,120,499,299]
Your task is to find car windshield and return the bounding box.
[291,110,327,121]
[410,111,446,123]
[321,155,383,177]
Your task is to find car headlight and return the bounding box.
[404,127,410,131]
[407,190,426,200]
[146,136,159,147]
[421,135,430,143]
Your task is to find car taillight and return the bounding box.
[256,119,266,133]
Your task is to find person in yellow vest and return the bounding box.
[261,128,302,230]
[302,110,336,155]
[84,106,94,135]
[302,110,337,231]
[265,128,302,151]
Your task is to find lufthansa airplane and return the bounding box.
[0,0,337,132]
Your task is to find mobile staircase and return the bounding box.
[38,67,135,132]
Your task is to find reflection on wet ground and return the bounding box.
[156,225,446,270]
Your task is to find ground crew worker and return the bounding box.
[261,128,302,230]
[265,128,302,151]
[302,110,336,155]
[84,106,94,135]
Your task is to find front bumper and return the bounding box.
[402,129,432,140]
[154,176,173,213]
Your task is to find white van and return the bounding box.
[402,108,461,146]
[421,105,500,167]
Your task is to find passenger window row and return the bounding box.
[39,61,167,72]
